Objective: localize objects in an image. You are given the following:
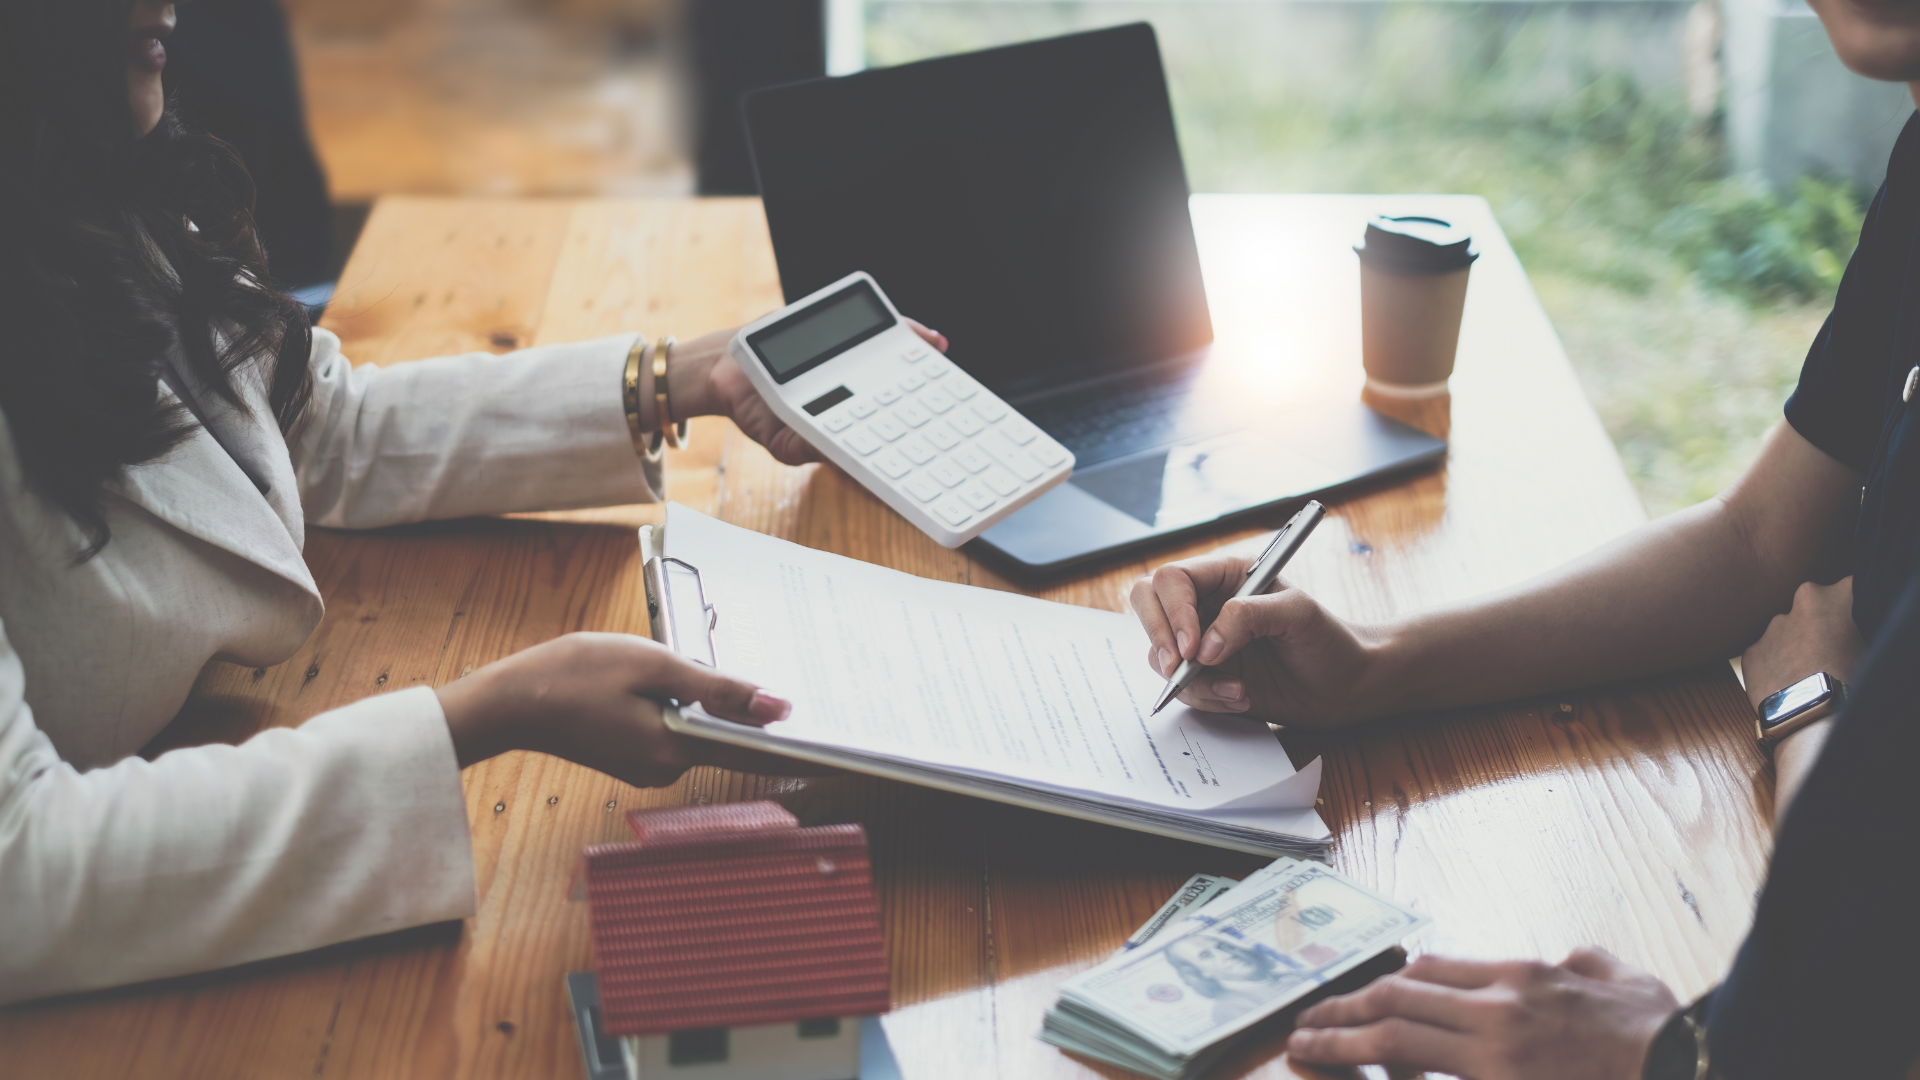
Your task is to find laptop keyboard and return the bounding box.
[1020,371,1233,466]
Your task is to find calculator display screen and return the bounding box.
[747,279,895,384]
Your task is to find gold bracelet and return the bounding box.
[653,334,688,450]
[623,335,664,460]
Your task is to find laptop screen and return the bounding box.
[744,23,1213,401]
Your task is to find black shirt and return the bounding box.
[1784,110,1920,638]
[1707,572,1920,1078]
[1712,113,1920,1076]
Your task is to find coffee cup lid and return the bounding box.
[1354,215,1479,275]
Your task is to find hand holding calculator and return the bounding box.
[730,273,1074,547]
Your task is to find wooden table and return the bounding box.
[3,195,1774,1079]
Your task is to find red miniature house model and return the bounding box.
[582,802,891,1080]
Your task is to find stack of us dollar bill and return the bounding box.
[1042,860,1425,1080]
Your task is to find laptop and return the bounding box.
[743,23,1444,574]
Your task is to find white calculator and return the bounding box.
[730,272,1074,547]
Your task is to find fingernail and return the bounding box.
[1287,1030,1313,1050]
[1175,631,1192,659]
[749,690,791,722]
[1199,630,1225,665]
[1153,647,1171,675]
[1213,678,1244,700]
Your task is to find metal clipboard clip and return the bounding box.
[639,526,719,667]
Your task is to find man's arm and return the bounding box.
[1738,576,1865,827]
[1371,421,1862,713]
[1135,421,1861,724]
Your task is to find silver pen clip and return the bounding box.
[1247,523,1293,577]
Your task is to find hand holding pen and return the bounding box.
[1131,502,1383,725]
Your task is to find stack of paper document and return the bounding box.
[653,506,1331,856]
[1042,859,1425,1080]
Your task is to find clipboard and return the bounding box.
[634,513,1329,858]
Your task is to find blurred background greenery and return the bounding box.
[866,1,1868,518]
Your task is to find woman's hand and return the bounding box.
[1128,554,1388,726]
[436,633,805,788]
[668,319,950,466]
[1286,949,1680,1080]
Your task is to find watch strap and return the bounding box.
[1643,992,1713,1080]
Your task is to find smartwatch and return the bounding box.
[1756,671,1845,746]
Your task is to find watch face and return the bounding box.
[1760,673,1834,730]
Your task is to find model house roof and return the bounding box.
[624,800,800,843]
[584,801,891,1037]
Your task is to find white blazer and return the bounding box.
[0,327,660,1004]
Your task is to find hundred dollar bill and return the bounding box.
[1055,860,1425,1059]
[1116,874,1240,956]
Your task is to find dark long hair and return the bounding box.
[0,0,312,560]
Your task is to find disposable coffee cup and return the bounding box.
[1354,215,1478,398]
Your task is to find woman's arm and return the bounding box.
[1133,420,1862,724]
[290,321,949,530]
[0,613,800,1005]
[0,614,475,1004]
[291,329,663,528]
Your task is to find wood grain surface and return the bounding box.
[0,195,1775,1080]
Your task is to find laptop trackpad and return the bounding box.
[1070,430,1351,531]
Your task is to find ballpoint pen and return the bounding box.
[1150,500,1328,716]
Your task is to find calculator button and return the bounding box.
[981,467,1022,496]
[899,436,936,465]
[896,402,931,428]
[980,432,1043,481]
[843,428,882,456]
[953,446,992,474]
[851,399,879,419]
[949,410,986,437]
[822,412,853,433]
[929,461,967,488]
[869,415,907,442]
[899,373,925,392]
[925,422,961,451]
[1031,439,1070,468]
[876,387,902,406]
[932,498,972,528]
[999,417,1039,445]
[924,361,951,379]
[958,483,997,512]
[905,345,931,362]
[971,398,1008,422]
[902,473,942,503]
[873,449,913,479]
[945,377,979,400]
[919,387,956,413]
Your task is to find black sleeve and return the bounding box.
[1706,572,1920,1078]
[1782,113,1917,473]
